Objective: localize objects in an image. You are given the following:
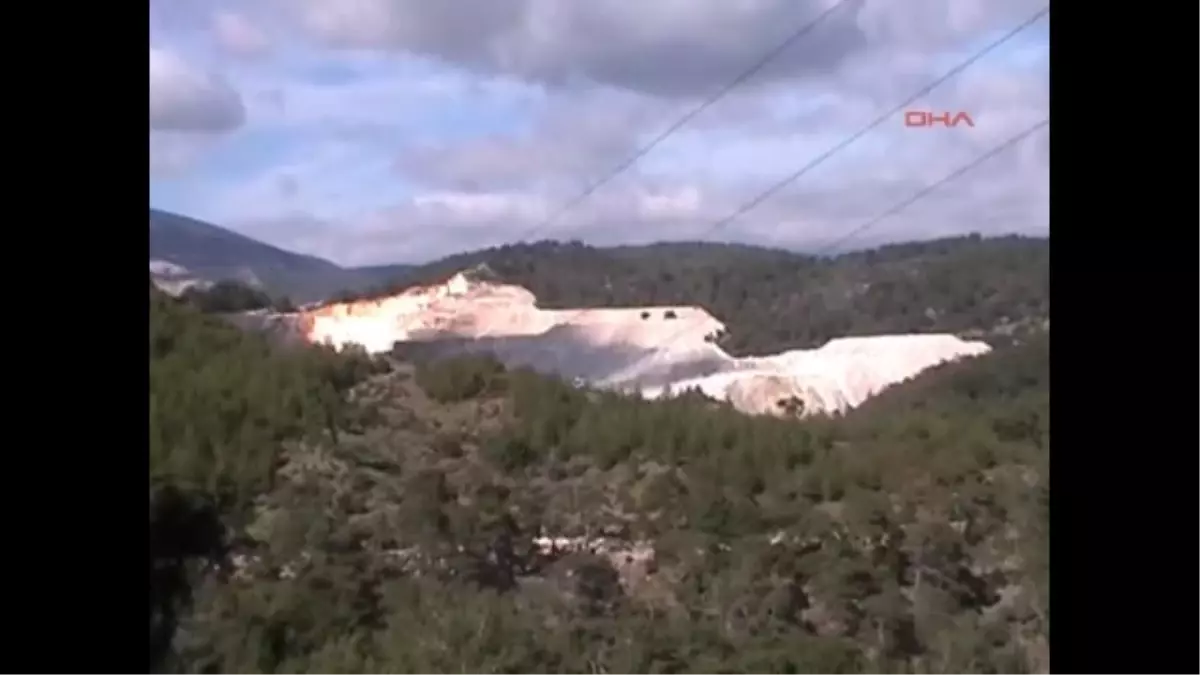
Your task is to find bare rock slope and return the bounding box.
[150,260,212,297]
[283,270,990,417]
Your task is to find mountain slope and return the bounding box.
[149,259,212,297]
[346,235,1050,355]
[290,269,993,418]
[148,209,411,302]
[151,284,1048,672]
[212,234,1047,420]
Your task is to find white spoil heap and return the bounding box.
[292,271,992,417]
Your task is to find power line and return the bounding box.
[374,8,1049,387]
[547,6,1049,336]
[700,6,1050,238]
[497,0,859,244]
[639,117,1050,367]
[818,118,1049,254]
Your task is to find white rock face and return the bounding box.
[641,334,992,416]
[150,259,212,296]
[292,271,991,417]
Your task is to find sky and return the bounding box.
[149,0,1050,268]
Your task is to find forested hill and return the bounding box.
[150,209,413,302]
[150,282,1049,673]
[349,235,1049,355]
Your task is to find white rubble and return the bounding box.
[150,259,212,296]
[292,270,991,417]
[640,334,991,416]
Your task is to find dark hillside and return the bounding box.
[149,209,412,302]
[149,287,386,669]
[151,279,1049,672]
[353,235,1049,355]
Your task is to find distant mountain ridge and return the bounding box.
[346,235,1049,353]
[149,209,412,302]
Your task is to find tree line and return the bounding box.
[150,277,1049,672]
[341,236,1050,355]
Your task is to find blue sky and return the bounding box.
[150,0,1049,266]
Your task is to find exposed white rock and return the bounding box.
[642,334,992,416]
[287,270,991,417]
[150,259,212,296]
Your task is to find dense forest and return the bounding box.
[339,236,1049,355]
[149,238,1050,674]
[177,279,297,314]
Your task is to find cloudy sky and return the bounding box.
[149,0,1049,267]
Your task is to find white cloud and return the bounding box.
[149,48,245,133]
[212,11,271,58]
[149,133,221,174]
[149,0,1049,266]
[287,0,1045,97]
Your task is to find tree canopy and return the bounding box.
[149,250,1050,674]
[347,236,1049,355]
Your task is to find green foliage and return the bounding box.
[148,240,1050,673]
[153,336,1047,673]
[180,279,296,314]
[150,289,371,501]
[149,287,386,672]
[415,354,508,403]
[352,236,1049,354]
